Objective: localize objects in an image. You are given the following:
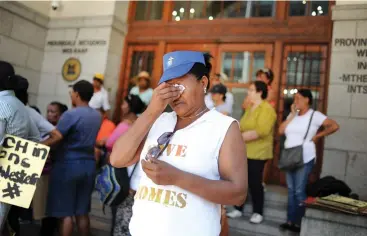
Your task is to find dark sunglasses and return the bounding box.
[145,132,174,160]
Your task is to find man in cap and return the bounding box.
[89,73,111,114]
[45,80,102,236]
[129,71,153,105]
[205,72,234,115]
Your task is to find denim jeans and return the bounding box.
[286,160,314,225]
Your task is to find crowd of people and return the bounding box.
[0,48,340,236]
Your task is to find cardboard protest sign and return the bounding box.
[0,135,49,208]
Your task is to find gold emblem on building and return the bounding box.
[62,57,81,82]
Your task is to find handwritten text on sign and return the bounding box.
[0,135,49,208]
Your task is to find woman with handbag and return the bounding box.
[278,89,339,233]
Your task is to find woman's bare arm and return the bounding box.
[312,118,339,142]
[143,122,248,206]
[110,111,158,168]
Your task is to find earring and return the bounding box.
[204,88,207,93]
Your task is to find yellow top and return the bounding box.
[239,101,277,160]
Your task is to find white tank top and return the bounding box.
[129,109,236,236]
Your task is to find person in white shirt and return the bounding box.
[205,72,234,112]
[129,71,153,106]
[110,51,248,236]
[210,84,232,116]
[89,73,111,112]
[278,89,339,233]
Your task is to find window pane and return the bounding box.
[135,1,163,21]
[129,51,155,79]
[289,0,306,16]
[221,51,265,83]
[172,1,275,20]
[310,1,329,16]
[286,52,322,86]
[251,1,275,17]
[223,1,248,18]
[252,52,265,80]
[289,0,329,16]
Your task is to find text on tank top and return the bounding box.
[129,109,236,236]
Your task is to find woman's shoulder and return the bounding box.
[259,101,276,114]
[208,109,236,125]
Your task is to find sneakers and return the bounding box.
[226,209,243,218]
[249,213,263,224]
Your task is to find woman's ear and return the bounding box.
[201,76,209,89]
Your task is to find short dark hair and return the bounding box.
[297,89,313,105]
[0,61,16,91]
[49,101,68,114]
[72,80,94,102]
[210,84,227,101]
[125,94,146,115]
[188,53,213,90]
[13,75,29,105]
[252,81,268,100]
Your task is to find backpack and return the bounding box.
[306,176,352,198]
[94,156,137,211]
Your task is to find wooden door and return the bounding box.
[166,43,218,72]
[270,44,329,186]
[115,45,158,121]
[217,44,273,120]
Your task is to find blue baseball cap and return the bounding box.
[159,51,206,84]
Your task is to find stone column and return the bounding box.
[322,1,367,200]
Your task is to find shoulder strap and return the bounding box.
[303,110,315,141]
[129,162,138,179]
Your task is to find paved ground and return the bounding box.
[20,223,247,236]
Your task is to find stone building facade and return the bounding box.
[0,0,128,112]
[323,0,367,199]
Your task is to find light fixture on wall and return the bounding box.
[172,11,177,16]
[51,0,61,11]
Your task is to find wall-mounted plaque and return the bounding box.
[62,57,81,82]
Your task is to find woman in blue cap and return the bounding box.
[110,51,248,236]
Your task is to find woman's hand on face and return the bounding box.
[141,158,182,185]
[146,83,181,116]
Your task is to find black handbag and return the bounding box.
[278,111,315,171]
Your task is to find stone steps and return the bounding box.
[229,217,298,236]
[227,185,295,236]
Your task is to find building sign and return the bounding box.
[47,39,107,54]
[334,38,367,94]
[62,57,81,82]
[0,135,49,208]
